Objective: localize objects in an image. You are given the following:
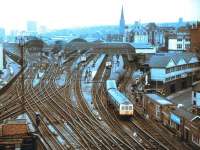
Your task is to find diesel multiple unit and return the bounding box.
[106,80,134,116]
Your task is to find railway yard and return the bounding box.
[0,41,198,150]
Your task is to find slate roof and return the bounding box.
[193,83,200,92]
[131,43,153,49]
[172,108,199,121]
[191,117,200,130]
[145,52,198,68]
[145,93,173,105]
[130,21,147,33]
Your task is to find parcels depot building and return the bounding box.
[144,52,200,95]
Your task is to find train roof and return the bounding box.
[108,89,132,105]
[106,80,117,90]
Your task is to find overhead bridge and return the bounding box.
[65,42,136,55]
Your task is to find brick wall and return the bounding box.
[190,25,200,54]
[2,124,28,136]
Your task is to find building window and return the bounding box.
[182,65,187,70]
[177,38,182,41]
[185,44,190,49]
[156,105,160,119]
[195,63,199,67]
[170,67,175,72]
[170,121,180,130]
[177,44,182,49]
[176,66,182,71]
[171,76,176,80]
[194,92,196,98]
[193,100,196,105]
[166,68,170,73]
[176,75,181,79]
[165,77,170,82]
[192,134,200,146]
[185,38,190,42]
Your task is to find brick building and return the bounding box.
[190,22,200,55]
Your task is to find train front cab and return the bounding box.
[119,104,134,116]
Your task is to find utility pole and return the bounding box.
[18,36,26,110]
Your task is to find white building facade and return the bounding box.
[130,21,148,43]
[149,53,200,83]
[168,32,190,51]
[145,52,200,94]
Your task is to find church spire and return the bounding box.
[119,5,125,35]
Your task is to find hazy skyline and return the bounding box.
[0,0,199,33]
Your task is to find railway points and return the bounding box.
[0,40,198,150]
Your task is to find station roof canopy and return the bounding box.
[145,93,173,105]
[64,41,135,54]
[25,39,47,48]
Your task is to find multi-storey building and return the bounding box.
[168,27,190,51]
[146,23,165,46]
[145,52,200,95]
[129,21,148,43]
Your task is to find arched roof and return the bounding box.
[25,39,47,49]
[69,38,88,43]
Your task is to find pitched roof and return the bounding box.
[193,83,200,92]
[146,52,198,68]
[172,108,198,121]
[191,117,200,130]
[131,43,153,49]
[145,93,173,105]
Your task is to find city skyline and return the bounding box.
[0,0,199,33]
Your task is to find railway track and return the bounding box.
[118,57,190,150]
[18,65,68,150]
[92,56,145,150]
[70,55,125,149]
[0,48,193,150]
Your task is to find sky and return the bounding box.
[0,0,199,32]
